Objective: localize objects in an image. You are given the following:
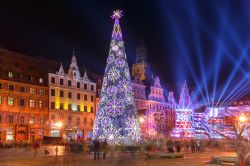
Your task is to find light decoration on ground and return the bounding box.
[93,10,141,145]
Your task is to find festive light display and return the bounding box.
[93,10,141,145]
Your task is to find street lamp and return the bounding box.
[138,116,145,124]
[55,121,63,128]
[239,114,247,123]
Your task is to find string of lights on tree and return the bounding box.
[92,10,141,145]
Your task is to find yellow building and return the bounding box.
[48,52,96,141]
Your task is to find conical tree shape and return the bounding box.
[93,10,141,145]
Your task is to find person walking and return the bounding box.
[33,141,39,158]
[190,139,196,153]
[93,139,100,160]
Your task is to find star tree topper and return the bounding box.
[111,10,123,19]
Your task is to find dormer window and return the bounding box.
[8,72,13,78]
[72,67,77,77]
[39,78,43,83]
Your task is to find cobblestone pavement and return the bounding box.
[0,148,236,166]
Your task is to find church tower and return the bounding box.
[132,40,151,81]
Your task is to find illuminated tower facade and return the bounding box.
[132,40,151,81]
[48,50,96,140]
[172,81,195,138]
[93,10,141,145]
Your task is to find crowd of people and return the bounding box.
[166,139,205,153]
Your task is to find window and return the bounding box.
[39,100,43,109]
[51,77,55,84]
[30,88,35,94]
[68,116,72,124]
[8,97,14,106]
[60,79,64,85]
[51,89,55,96]
[30,76,35,82]
[77,93,80,100]
[20,86,25,92]
[91,118,94,126]
[39,78,43,83]
[90,107,94,113]
[60,91,64,97]
[91,85,94,91]
[68,80,72,87]
[0,96,2,104]
[84,117,87,125]
[8,72,13,78]
[84,95,87,101]
[19,116,25,124]
[30,100,35,108]
[91,96,94,102]
[77,117,80,125]
[68,104,72,111]
[77,105,80,112]
[51,102,55,109]
[8,115,14,123]
[0,115,2,123]
[29,117,35,124]
[8,85,14,91]
[77,82,80,88]
[40,89,45,95]
[40,116,45,124]
[60,103,63,110]
[84,106,87,112]
[84,84,87,90]
[51,114,55,120]
[19,99,25,107]
[0,83,2,89]
[68,92,72,98]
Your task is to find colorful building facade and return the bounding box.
[48,51,96,141]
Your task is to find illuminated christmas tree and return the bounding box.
[93,10,141,145]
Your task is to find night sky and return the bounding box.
[1,0,250,102]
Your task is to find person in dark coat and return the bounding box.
[175,140,181,153]
[93,139,100,160]
[102,140,108,159]
[167,139,174,153]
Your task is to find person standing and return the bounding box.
[167,139,174,153]
[93,139,100,160]
[55,146,58,157]
[175,140,181,153]
[33,141,39,158]
[102,140,108,159]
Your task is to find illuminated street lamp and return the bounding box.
[138,116,145,124]
[55,121,63,128]
[239,114,247,123]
